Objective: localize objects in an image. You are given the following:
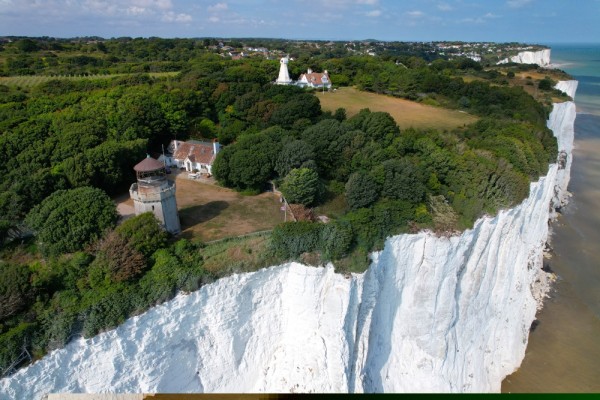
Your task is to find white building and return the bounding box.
[275,56,293,85]
[297,68,331,89]
[160,140,220,175]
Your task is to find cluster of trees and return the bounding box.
[215,103,555,255]
[1,37,209,76]
[0,212,209,375]
[0,68,222,234]
[0,37,563,374]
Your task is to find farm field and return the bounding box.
[0,72,179,88]
[317,87,478,130]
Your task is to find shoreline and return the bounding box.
[1,90,577,396]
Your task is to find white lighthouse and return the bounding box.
[275,56,293,85]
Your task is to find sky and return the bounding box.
[0,0,598,43]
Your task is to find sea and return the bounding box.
[502,44,600,392]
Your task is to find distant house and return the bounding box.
[297,68,331,89]
[160,139,221,175]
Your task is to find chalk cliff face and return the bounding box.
[550,81,578,210]
[0,85,577,398]
[498,49,551,66]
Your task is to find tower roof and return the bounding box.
[134,156,164,172]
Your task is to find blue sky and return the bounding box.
[0,0,598,43]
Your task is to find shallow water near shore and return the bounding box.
[502,44,600,393]
[502,113,600,392]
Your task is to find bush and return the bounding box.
[319,221,353,261]
[538,77,555,91]
[91,231,147,283]
[271,222,323,258]
[115,212,168,257]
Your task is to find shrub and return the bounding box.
[271,222,323,258]
[538,77,555,91]
[0,323,36,374]
[319,222,353,261]
[115,212,168,257]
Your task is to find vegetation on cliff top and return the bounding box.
[0,37,570,375]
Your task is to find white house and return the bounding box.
[297,68,331,89]
[160,139,220,175]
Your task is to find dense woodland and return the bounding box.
[0,37,569,374]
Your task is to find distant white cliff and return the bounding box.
[0,83,577,398]
[498,49,551,67]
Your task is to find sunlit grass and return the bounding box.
[317,86,478,130]
[0,72,179,88]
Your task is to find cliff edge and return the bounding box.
[0,83,577,398]
[498,49,551,67]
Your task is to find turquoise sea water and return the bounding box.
[503,44,600,392]
[552,43,600,115]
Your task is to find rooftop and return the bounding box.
[134,156,165,172]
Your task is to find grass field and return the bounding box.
[172,173,284,242]
[116,173,284,243]
[317,87,478,130]
[0,72,179,88]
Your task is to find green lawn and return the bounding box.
[174,176,284,243]
[317,87,478,130]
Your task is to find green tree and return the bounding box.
[25,187,118,256]
[345,171,380,209]
[0,264,33,321]
[269,94,321,128]
[275,140,315,177]
[538,77,555,91]
[378,158,426,202]
[280,168,321,206]
[213,127,285,190]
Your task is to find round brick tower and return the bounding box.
[129,156,181,234]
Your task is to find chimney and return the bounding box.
[213,139,220,155]
[307,68,313,74]
[324,70,328,75]
[173,140,179,151]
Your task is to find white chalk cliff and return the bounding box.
[498,49,551,67]
[0,83,577,398]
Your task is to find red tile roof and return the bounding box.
[299,71,330,86]
[173,141,217,165]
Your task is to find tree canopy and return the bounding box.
[280,168,322,206]
[25,187,118,256]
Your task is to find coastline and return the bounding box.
[0,81,578,396]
